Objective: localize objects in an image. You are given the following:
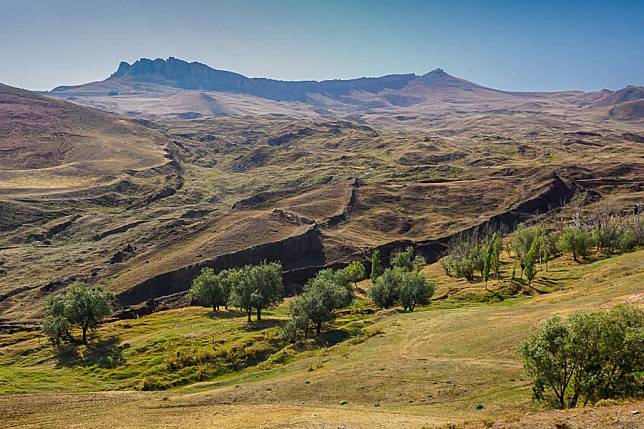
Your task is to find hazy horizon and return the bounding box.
[1,0,643,92]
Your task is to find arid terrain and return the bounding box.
[1,57,643,427]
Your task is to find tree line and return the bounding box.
[442,212,642,286]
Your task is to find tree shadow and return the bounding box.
[55,336,126,369]
[207,309,246,319]
[243,319,282,331]
[313,329,349,347]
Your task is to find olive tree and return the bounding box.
[398,271,434,312]
[42,282,112,346]
[282,269,354,339]
[558,227,594,262]
[189,267,230,311]
[518,305,643,409]
[343,261,366,287]
[229,261,283,322]
[368,269,400,309]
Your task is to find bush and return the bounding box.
[42,282,112,346]
[518,305,644,409]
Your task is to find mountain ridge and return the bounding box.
[51,57,490,101]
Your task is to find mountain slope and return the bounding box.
[0,83,169,188]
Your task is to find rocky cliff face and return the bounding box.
[88,57,418,101]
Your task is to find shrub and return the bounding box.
[412,255,426,272]
[42,282,112,346]
[518,305,644,409]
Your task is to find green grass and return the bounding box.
[0,249,641,428]
[1,249,641,404]
[0,299,383,394]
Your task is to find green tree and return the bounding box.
[390,246,415,270]
[490,233,502,279]
[42,282,112,346]
[370,249,381,282]
[523,238,540,286]
[558,227,594,262]
[343,261,366,287]
[510,225,543,277]
[284,269,354,337]
[482,235,495,287]
[442,255,476,281]
[518,305,644,409]
[412,255,426,273]
[539,231,559,271]
[189,267,228,311]
[368,269,400,309]
[229,261,283,322]
[398,271,434,311]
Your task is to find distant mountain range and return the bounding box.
[51,57,494,101]
[47,57,644,121]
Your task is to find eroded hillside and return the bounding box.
[1,79,642,325]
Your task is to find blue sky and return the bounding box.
[0,0,642,91]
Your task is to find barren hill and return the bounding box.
[0,83,170,196]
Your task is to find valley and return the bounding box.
[0,55,643,428]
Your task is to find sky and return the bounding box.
[0,0,642,92]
